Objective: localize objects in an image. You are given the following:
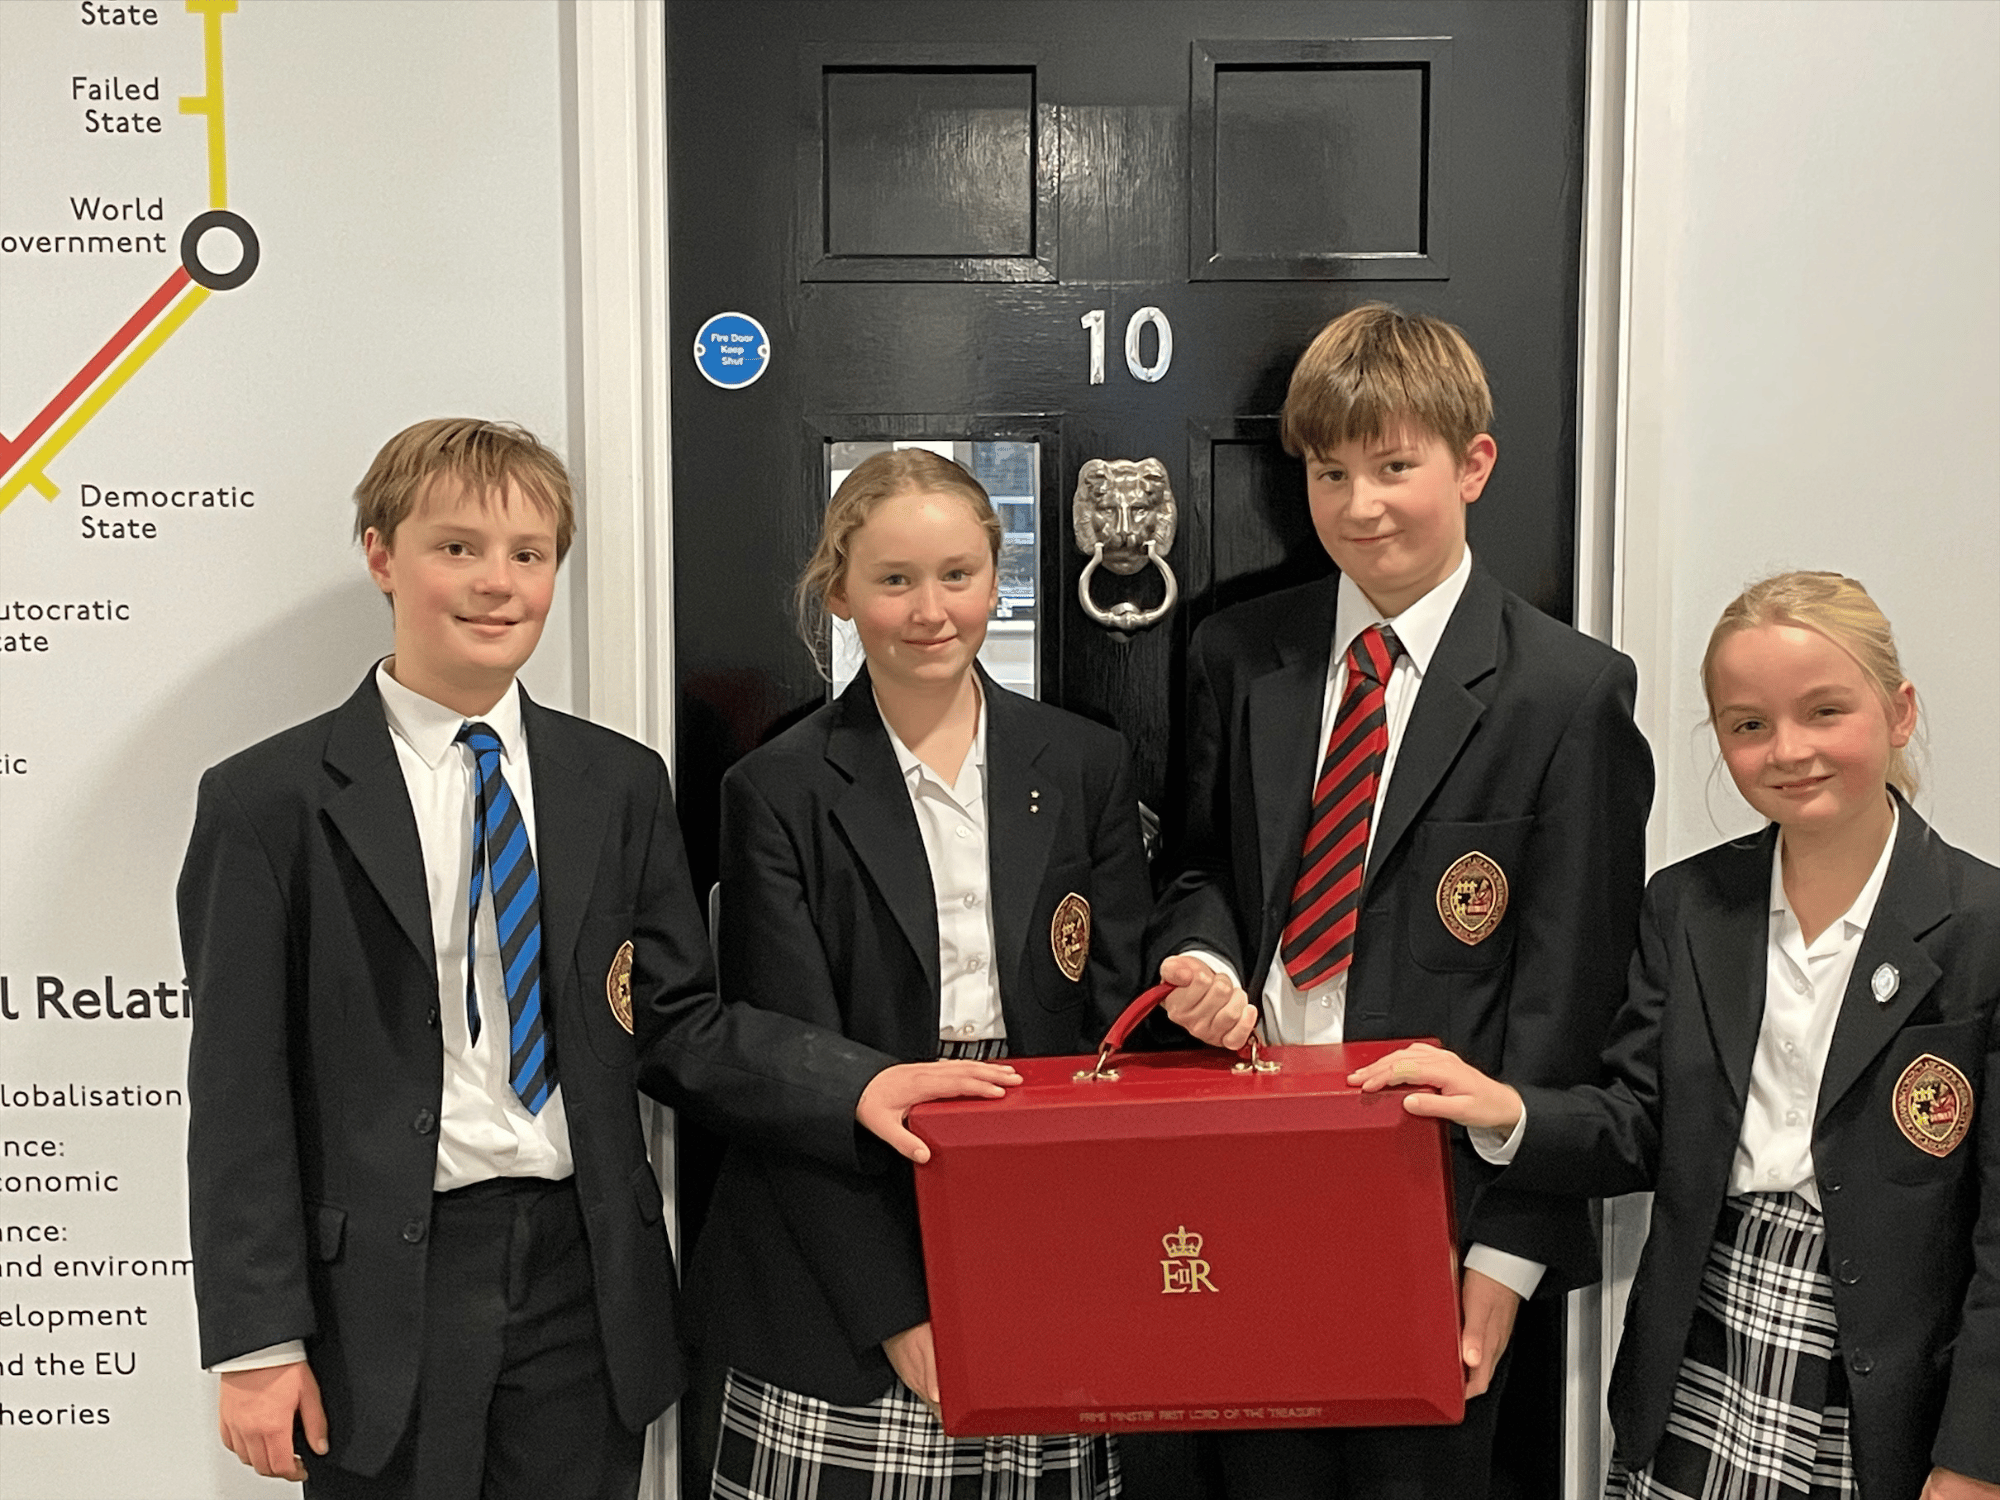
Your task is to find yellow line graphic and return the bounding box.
[0,287,213,510]
[2,0,240,516]
[178,0,236,210]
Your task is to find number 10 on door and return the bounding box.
[1082,307,1174,385]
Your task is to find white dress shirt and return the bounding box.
[1238,548,1472,1046]
[377,664,573,1190]
[1182,551,1540,1297]
[211,665,574,1372]
[1478,807,1900,1218]
[880,688,1006,1042]
[1734,807,1897,1206]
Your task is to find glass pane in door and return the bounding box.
[825,438,1039,699]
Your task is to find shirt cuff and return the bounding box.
[210,1340,307,1373]
[1469,1102,1528,1166]
[1463,1244,1545,1301]
[1178,948,1243,993]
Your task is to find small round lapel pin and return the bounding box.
[1870,963,1899,1005]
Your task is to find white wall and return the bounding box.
[0,2,581,1494]
[1590,4,1998,1490]
[1618,0,2000,869]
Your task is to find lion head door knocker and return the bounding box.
[1072,457,1180,635]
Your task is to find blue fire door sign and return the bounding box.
[693,312,771,389]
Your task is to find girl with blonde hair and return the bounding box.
[688,449,1149,1497]
[1354,571,1999,1500]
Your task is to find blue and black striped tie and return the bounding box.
[456,720,553,1114]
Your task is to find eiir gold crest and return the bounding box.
[1436,852,1509,946]
[1160,1225,1218,1294]
[606,940,635,1034]
[1052,892,1091,982]
[1892,1052,1973,1159]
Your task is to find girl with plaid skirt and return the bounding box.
[684,450,1149,1499]
[1354,572,1999,1500]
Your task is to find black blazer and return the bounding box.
[685,670,1150,1403]
[179,672,891,1476]
[1146,565,1654,1287]
[1502,803,2000,1497]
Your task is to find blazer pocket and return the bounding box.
[1407,818,1534,973]
[1878,1020,1983,1185]
[630,1162,666,1226]
[576,912,639,1070]
[309,1202,346,1263]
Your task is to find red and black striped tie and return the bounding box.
[1280,623,1403,991]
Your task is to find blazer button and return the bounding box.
[1821,1174,1841,1193]
[1848,1350,1873,1376]
[412,1109,436,1136]
[1836,1257,1860,1286]
[401,1219,427,1245]
[426,1006,439,1029]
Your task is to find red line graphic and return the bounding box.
[0,264,195,477]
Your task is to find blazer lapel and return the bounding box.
[1817,804,1950,1121]
[1687,831,1776,1107]
[825,675,941,1002]
[1365,566,1498,888]
[521,693,612,1003]
[983,676,1058,995]
[322,672,434,969]
[1249,579,1340,920]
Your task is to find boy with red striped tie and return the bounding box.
[1147,305,1653,1499]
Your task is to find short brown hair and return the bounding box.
[1280,303,1493,460]
[1701,570,1922,797]
[794,449,1000,675]
[353,418,576,561]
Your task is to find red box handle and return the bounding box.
[1079,982,1267,1081]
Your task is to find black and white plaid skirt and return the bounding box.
[711,1368,1119,1500]
[1608,1192,1855,1499]
[709,1034,1118,1499]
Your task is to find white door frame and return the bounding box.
[563,1,677,1493]
[1571,0,1646,1495]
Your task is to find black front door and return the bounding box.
[667,4,1587,1495]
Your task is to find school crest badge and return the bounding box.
[1892,1052,1973,1158]
[1435,852,1509,946]
[606,939,635,1034]
[1051,893,1091,982]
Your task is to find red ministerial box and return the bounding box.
[911,1001,1463,1438]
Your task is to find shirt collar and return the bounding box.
[877,681,987,805]
[1768,800,1900,938]
[1332,546,1473,679]
[376,659,525,770]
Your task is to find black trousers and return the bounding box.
[1215,1347,1513,1500]
[306,1176,643,1500]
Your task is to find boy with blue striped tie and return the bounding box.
[180,419,1016,1498]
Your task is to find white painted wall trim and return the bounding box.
[571,0,674,755]
[1569,5,1638,1493]
[1572,0,1630,651]
[565,3,676,1496]
[1610,0,1691,835]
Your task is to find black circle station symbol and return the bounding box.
[179,209,260,291]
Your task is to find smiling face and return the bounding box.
[365,475,559,715]
[829,487,998,697]
[1708,622,1916,841]
[1304,426,1496,617]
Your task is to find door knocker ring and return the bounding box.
[1072,457,1180,635]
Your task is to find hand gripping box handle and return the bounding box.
[1072,981,1276,1082]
